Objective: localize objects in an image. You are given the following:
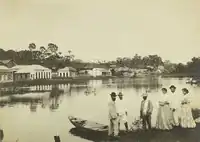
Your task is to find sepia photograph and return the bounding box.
[0,0,200,142]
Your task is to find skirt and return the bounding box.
[156,105,173,130]
[179,104,196,128]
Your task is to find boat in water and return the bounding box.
[68,116,108,131]
[186,78,200,84]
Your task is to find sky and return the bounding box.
[0,0,200,63]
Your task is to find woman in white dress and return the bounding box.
[156,88,173,130]
[179,88,196,128]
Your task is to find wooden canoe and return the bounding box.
[68,116,108,132]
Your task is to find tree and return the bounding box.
[38,46,47,61]
[163,60,176,73]
[147,55,163,68]
[47,43,58,55]
[64,50,75,62]
[28,43,36,60]
[131,54,142,68]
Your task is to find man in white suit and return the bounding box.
[116,92,129,132]
[108,92,119,139]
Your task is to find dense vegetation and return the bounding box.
[0,43,200,74]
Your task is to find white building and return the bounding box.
[57,67,76,78]
[12,65,52,81]
[87,68,111,77]
[0,65,13,82]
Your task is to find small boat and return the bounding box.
[68,116,108,131]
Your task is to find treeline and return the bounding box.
[111,54,163,68]
[172,57,200,74]
[0,43,75,70]
[0,43,200,74]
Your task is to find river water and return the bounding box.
[0,77,200,142]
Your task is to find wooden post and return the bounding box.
[0,129,4,141]
[54,135,61,142]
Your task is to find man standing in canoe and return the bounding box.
[116,92,129,132]
[108,92,119,139]
[140,93,153,130]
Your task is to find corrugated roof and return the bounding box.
[68,67,76,72]
[13,64,51,73]
[0,65,8,70]
[15,68,34,73]
[94,68,110,72]
[58,66,76,72]
[0,65,12,72]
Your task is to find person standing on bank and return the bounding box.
[140,93,153,130]
[179,88,196,128]
[116,92,129,132]
[169,85,180,126]
[108,92,119,139]
[156,88,173,130]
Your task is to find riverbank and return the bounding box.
[162,73,200,78]
[69,108,200,142]
[70,124,200,142]
[0,74,198,87]
[0,76,116,87]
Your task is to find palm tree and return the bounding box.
[39,46,47,61]
[28,43,36,60]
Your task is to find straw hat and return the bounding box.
[142,93,148,97]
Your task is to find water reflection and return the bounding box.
[0,77,162,106]
[0,85,65,112]
[1,77,200,142]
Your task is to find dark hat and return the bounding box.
[118,92,123,96]
[169,85,176,89]
[110,92,117,97]
[182,88,189,94]
[161,88,167,92]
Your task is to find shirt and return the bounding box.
[143,99,148,115]
[108,100,118,119]
[116,99,127,115]
[169,91,181,109]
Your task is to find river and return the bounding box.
[0,77,200,142]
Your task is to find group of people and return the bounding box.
[108,85,197,139]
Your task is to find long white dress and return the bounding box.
[155,93,173,130]
[179,94,196,128]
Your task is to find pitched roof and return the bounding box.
[58,66,76,72]
[12,64,51,72]
[0,65,12,72]
[84,63,109,69]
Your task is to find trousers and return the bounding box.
[142,114,151,129]
[108,118,119,136]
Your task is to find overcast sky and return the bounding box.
[0,0,200,63]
